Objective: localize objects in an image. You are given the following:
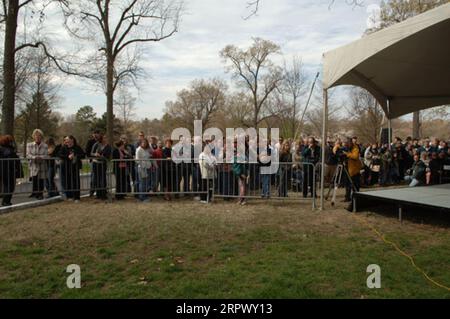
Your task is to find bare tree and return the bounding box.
[0,48,33,106]
[346,87,384,144]
[115,87,136,135]
[245,0,366,19]
[305,82,340,138]
[164,78,227,133]
[220,38,283,128]
[0,0,63,135]
[216,91,253,129]
[59,0,183,143]
[14,48,61,154]
[279,56,308,138]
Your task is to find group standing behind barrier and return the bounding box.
[0,130,322,208]
[1,129,449,208]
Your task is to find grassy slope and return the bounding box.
[0,198,448,299]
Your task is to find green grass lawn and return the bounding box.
[0,197,449,299]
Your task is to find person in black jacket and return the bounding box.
[0,135,22,207]
[278,141,292,198]
[428,152,442,185]
[46,137,59,198]
[91,135,112,200]
[85,130,101,196]
[161,139,176,201]
[301,137,321,198]
[112,141,132,200]
[120,135,137,193]
[58,136,85,202]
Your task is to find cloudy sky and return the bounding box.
[49,0,380,119]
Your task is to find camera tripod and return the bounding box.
[326,164,357,207]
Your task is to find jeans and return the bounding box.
[150,168,158,192]
[134,166,141,195]
[139,170,151,201]
[404,176,420,187]
[46,165,59,197]
[261,174,271,197]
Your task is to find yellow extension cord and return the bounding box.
[351,213,450,293]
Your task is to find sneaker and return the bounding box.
[240,201,247,206]
[74,200,80,204]
[194,196,201,201]
[200,201,208,204]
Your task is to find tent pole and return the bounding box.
[388,119,392,145]
[320,89,328,211]
[387,99,392,146]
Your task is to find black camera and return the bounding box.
[336,147,349,164]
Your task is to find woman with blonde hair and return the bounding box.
[27,129,48,200]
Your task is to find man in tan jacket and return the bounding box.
[343,137,362,202]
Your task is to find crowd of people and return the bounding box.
[359,137,450,187]
[322,136,450,203]
[1,128,449,207]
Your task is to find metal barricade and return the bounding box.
[108,159,209,201]
[1,157,319,209]
[213,162,317,210]
[0,157,101,204]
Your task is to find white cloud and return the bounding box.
[49,0,380,119]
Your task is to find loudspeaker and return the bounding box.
[381,128,392,145]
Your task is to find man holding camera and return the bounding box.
[342,137,362,203]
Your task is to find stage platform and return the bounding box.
[353,184,450,221]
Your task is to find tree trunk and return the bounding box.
[106,56,115,145]
[1,0,19,135]
[292,98,297,139]
[412,111,421,139]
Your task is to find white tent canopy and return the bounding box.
[323,3,450,119]
[320,3,450,210]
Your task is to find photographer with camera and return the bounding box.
[342,137,362,203]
